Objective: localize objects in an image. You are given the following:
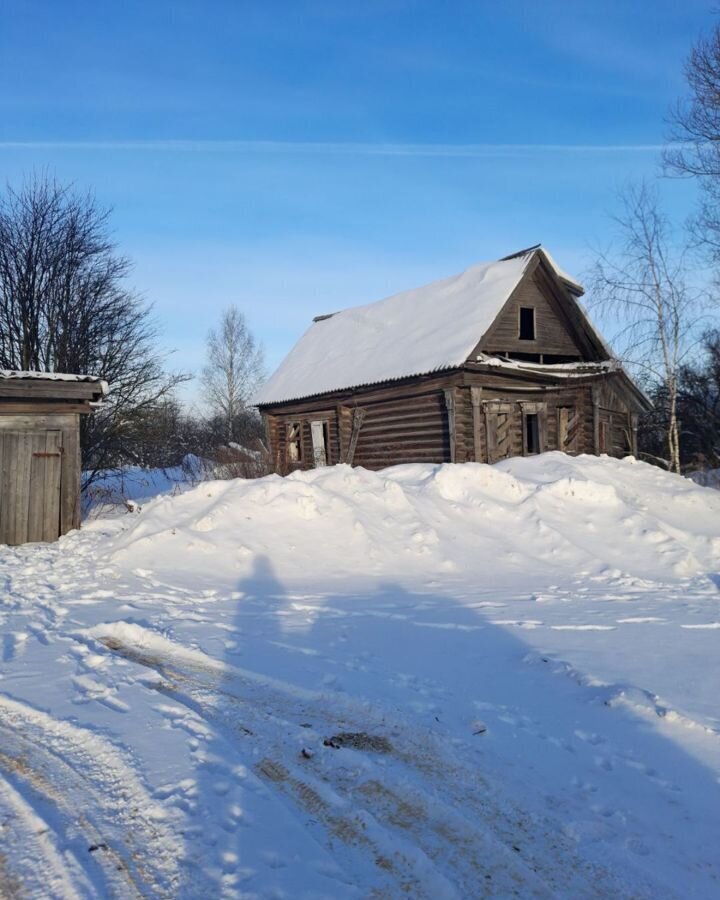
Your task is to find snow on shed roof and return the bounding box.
[0,370,109,395]
[255,247,586,405]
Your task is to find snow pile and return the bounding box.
[110,452,720,587]
[2,452,720,898]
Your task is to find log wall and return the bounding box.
[261,369,639,472]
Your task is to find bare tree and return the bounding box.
[0,175,188,484]
[201,306,265,443]
[590,183,706,473]
[665,23,720,262]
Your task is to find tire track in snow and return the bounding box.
[91,625,644,900]
[0,693,183,898]
[0,769,84,899]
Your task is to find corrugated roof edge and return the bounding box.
[255,363,460,406]
[0,370,109,395]
[255,356,650,409]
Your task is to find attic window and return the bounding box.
[519,307,535,341]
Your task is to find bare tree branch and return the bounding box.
[0,175,189,487]
[589,182,707,472]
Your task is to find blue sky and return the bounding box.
[0,0,713,403]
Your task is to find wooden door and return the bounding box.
[0,430,63,545]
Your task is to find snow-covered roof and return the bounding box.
[255,247,590,405]
[0,370,109,395]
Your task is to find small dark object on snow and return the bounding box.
[301,748,313,759]
[88,842,109,853]
[299,722,313,728]
[324,732,392,753]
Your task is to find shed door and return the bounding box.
[0,430,63,545]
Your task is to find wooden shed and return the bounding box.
[255,246,651,470]
[0,372,107,545]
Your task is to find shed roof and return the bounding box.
[0,370,108,401]
[255,246,601,406]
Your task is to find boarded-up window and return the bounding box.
[484,402,514,464]
[287,422,302,462]
[557,406,580,453]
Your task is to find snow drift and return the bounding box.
[109,452,720,588]
[3,452,720,898]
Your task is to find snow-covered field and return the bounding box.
[1,453,719,898]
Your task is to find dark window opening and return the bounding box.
[544,354,581,364]
[525,413,540,454]
[322,421,331,464]
[507,351,541,363]
[519,307,535,341]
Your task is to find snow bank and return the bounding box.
[109,453,720,587]
[4,451,720,897]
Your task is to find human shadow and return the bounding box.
[179,556,720,898]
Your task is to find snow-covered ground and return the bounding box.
[1,453,719,898]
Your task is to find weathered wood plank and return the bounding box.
[41,431,62,541]
[443,389,456,463]
[346,409,366,464]
[0,380,101,401]
[470,387,483,462]
[0,402,91,414]
[61,418,81,533]
[0,433,9,543]
[0,413,77,431]
[10,432,32,544]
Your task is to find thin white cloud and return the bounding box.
[0,139,668,155]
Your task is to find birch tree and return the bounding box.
[202,306,265,443]
[590,183,705,473]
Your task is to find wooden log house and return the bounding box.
[255,246,651,471]
[0,371,107,545]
